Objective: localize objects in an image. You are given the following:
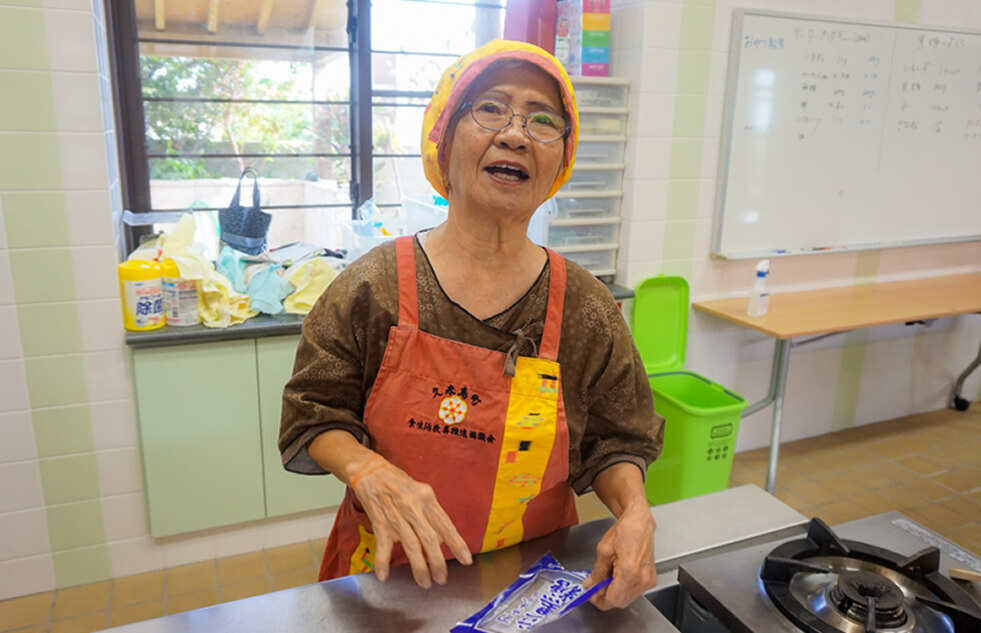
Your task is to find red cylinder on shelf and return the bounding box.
[504,0,558,54]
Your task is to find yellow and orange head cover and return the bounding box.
[421,39,579,201]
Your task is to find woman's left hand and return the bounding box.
[582,504,658,610]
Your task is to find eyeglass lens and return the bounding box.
[470,100,566,142]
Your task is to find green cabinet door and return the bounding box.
[132,339,266,537]
[256,335,346,517]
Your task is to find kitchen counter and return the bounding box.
[125,283,635,348]
[99,485,806,633]
[103,519,674,633]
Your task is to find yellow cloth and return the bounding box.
[283,257,339,315]
[421,39,579,201]
[131,214,256,328]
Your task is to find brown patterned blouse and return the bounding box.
[279,238,663,494]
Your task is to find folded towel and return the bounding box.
[132,214,256,328]
[284,257,340,314]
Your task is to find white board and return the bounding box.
[713,10,981,259]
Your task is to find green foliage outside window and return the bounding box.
[141,56,350,181]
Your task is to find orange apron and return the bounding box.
[319,236,578,581]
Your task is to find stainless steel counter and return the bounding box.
[102,519,676,633]
[650,483,807,570]
[99,485,805,633]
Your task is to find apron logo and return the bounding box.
[407,418,495,443]
[432,383,482,407]
[438,395,468,425]
[537,374,558,395]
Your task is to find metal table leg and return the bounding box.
[951,336,981,411]
[765,339,793,493]
[740,337,794,493]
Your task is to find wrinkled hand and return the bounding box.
[582,506,657,610]
[349,455,472,588]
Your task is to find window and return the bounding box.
[368,0,505,208]
[108,0,505,257]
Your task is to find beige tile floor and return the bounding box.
[728,407,981,555]
[2,407,978,633]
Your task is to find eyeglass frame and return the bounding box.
[459,99,571,144]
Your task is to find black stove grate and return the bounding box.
[759,517,981,633]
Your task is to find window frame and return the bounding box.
[106,0,504,253]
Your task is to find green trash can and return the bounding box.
[632,276,748,506]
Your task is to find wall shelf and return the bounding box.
[548,77,629,281]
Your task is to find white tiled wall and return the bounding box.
[88,400,138,451]
[0,412,37,465]
[0,462,45,514]
[0,171,41,598]
[0,307,22,360]
[51,72,104,132]
[0,509,50,561]
[0,554,56,599]
[0,1,347,599]
[65,190,117,246]
[44,7,98,73]
[612,0,981,453]
[0,360,31,416]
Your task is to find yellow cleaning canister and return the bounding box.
[160,259,200,327]
[118,260,165,331]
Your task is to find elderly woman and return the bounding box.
[279,39,663,610]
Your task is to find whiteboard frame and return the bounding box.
[712,9,981,260]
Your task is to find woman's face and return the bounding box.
[444,63,566,221]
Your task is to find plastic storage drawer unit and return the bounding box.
[564,167,622,192]
[557,248,617,274]
[579,112,626,135]
[574,83,628,108]
[547,223,619,247]
[554,195,621,220]
[575,140,625,164]
[632,276,747,506]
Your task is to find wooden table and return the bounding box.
[692,273,981,493]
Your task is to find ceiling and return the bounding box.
[133,0,347,38]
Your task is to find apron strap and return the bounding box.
[395,236,419,328]
[539,248,566,361]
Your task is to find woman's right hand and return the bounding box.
[348,453,473,588]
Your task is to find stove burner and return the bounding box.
[758,518,981,633]
[828,570,907,629]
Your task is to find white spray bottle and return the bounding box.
[747,259,771,317]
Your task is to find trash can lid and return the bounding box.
[631,275,689,374]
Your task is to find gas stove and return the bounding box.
[673,512,981,633]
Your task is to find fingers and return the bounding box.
[353,463,471,589]
[589,569,657,611]
[588,512,658,610]
[394,514,437,588]
[373,530,393,582]
[584,540,615,590]
[428,503,473,566]
[398,484,459,586]
[596,558,657,610]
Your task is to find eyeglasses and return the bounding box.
[463,99,569,144]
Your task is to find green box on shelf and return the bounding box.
[582,30,610,47]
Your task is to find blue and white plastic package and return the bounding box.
[451,552,612,632]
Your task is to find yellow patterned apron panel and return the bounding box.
[348,524,378,576]
[480,356,562,552]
